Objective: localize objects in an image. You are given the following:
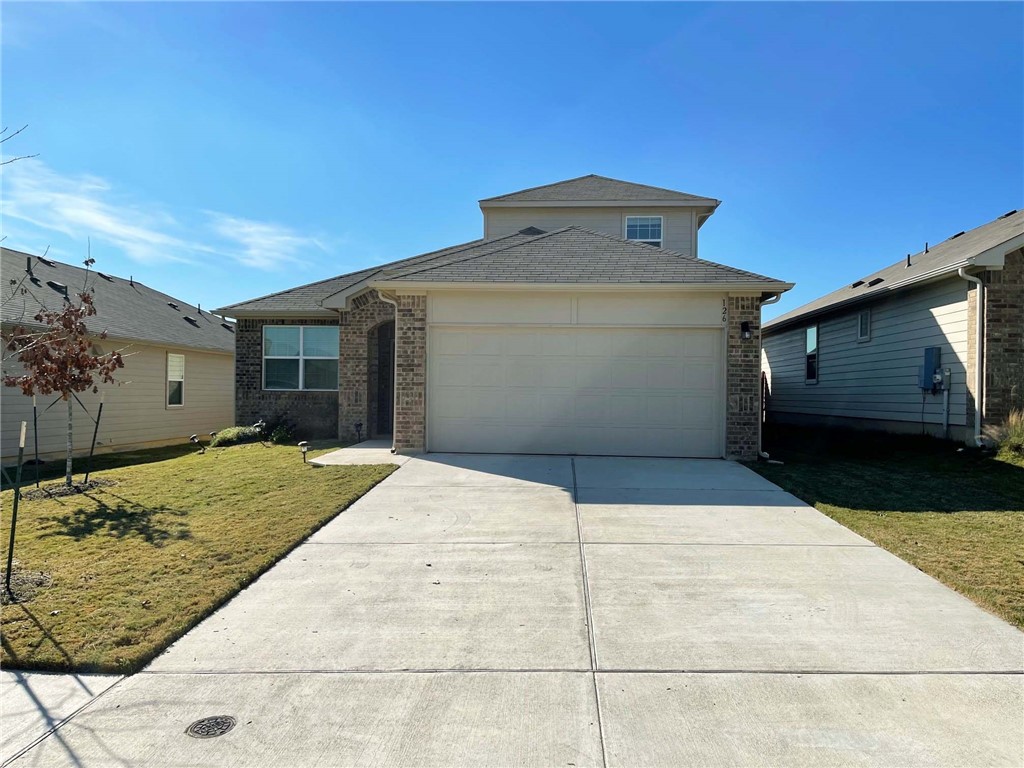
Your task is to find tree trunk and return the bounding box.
[65,395,73,487]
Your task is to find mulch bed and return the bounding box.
[19,478,116,501]
[1,564,53,605]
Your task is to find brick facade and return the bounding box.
[393,293,427,454]
[235,317,340,439]
[338,291,396,442]
[982,247,1024,429]
[726,295,762,460]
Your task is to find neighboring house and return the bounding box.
[1,247,236,463]
[762,210,1024,445]
[218,175,792,460]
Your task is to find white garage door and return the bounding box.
[428,326,723,457]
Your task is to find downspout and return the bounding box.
[377,291,400,455]
[758,293,783,461]
[957,267,986,446]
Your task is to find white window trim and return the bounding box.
[857,309,872,342]
[805,325,819,385]
[624,215,664,247]
[262,326,339,392]
[167,353,185,408]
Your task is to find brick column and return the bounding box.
[726,296,761,460]
[393,293,427,453]
[982,248,1024,429]
[337,291,395,442]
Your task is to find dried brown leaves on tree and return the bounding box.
[2,290,124,397]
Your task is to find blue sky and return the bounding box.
[2,2,1021,320]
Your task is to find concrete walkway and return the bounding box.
[8,455,1023,767]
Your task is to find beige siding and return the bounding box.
[484,207,695,256]
[762,279,970,428]
[2,342,234,462]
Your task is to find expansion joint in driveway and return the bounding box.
[571,457,609,768]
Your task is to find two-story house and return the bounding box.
[217,175,792,459]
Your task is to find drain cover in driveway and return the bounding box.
[185,715,236,738]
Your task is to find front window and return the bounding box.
[805,326,818,384]
[625,216,663,247]
[167,353,185,406]
[263,326,339,390]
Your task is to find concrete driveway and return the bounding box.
[9,454,1023,767]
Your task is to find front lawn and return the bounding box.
[749,426,1024,630]
[1,442,395,673]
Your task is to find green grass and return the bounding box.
[749,426,1024,630]
[1,442,395,673]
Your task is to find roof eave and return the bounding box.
[479,199,720,209]
[215,308,339,319]
[763,231,1022,334]
[371,280,792,293]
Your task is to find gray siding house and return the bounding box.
[1,248,236,462]
[762,210,1024,444]
[218,175,793,460]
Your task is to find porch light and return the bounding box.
[740,321,753,340]
[298,441,309,463]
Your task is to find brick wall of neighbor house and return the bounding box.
[727,296,761,460]
[338,291,396,442]
[393,294,427,453]
[983,248,1024,427]
[236,317,339,439]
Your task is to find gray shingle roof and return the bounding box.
[480,174,719,205]
[216,231,536,315]
[378,226,788,286]
[2,247,235,353]
[765,209,1024,332]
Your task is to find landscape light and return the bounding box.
[298,441,309,463]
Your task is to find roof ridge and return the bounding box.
[479,174,598,202]
[382,227,571,280]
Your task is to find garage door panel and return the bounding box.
[429,326,722,457]
[682,362,717,390]
[648,362,686,389]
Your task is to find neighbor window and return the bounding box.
[167,353,185,407]
[625,216,663,247]
[263,326,339,390]
[805,326,818,384]
[857,309,871,342]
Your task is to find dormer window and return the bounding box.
[625,216,663,247]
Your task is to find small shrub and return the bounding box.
[210,426,261,448]
[995,409,1024,456]
[270,424,293,445]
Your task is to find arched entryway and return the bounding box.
[367,320,395,438]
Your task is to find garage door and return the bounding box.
[427,326,723,457]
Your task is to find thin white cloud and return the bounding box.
[207,213,326,270]
[1,159,325,271]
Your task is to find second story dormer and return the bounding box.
[479,174,720,258]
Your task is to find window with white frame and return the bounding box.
[167,353,185,406]
[625,216,663,247]
[263,326,339,390]
[857,309,871,342]
[805,326,819,384]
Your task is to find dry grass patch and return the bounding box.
[1,442,395,673]
[750,426,1024,630]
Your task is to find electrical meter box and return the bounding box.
[918,347,942,390]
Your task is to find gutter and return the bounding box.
[757,293,783,461]
[957,268,986,447]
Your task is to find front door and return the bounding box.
[376,321,395,435]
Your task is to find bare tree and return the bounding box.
[2,259,124,486]
[0,125,38,166]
